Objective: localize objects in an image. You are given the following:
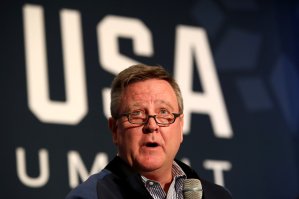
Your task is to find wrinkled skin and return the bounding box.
[109,79,184,188]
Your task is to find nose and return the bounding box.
[143,116,158,134]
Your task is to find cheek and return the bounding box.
[114,125,127,145]
[165,127,183,146]
[117,128,140,147]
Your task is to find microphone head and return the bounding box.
[183,179,203,199]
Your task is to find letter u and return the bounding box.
[16,147,49,187]
[23,4,87,124]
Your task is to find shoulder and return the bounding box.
[200,179,232,199]
[65,169,111,199]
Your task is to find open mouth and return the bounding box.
[145,142,159,147]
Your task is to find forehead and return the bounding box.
[121,79,179,110]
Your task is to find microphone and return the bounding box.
[183,179,203,199]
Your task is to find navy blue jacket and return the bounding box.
[66,156,232,199]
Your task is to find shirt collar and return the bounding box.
[141,161,186,183]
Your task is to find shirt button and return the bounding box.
[148,181,155,186]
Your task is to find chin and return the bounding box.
[136,156,164,172]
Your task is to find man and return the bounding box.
[66,64,232,199]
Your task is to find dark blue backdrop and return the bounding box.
[1,0,298,199]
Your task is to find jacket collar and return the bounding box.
[106,156,199,179]
[105,156,153,198]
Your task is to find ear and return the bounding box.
[179,114,184,143]
[108,117,118,145]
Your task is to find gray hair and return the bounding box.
[110,64,183,118]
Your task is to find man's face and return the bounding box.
[109,79,184,174]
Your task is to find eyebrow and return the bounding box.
[154,100,174,110]
[124,103,143,112]
[126,100,175,111]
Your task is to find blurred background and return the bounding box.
[1,0,298,198]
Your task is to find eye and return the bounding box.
[130,110,144,117]
[159,108,170,115]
